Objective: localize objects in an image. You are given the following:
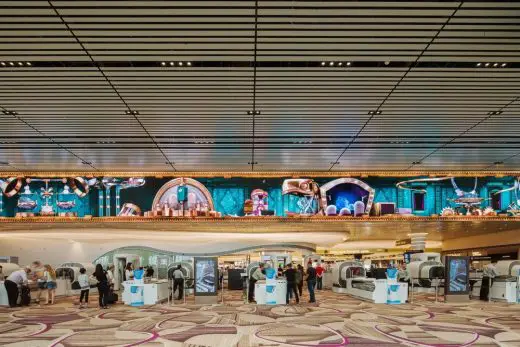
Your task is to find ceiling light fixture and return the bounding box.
[2,110,17,116]
[0,62,5,66]
[330,161,340,165]
[161,62,166,66]
[247,110,261,115]
[476,63,481,67]
[493,63,498,67]
[412,161,422,165]
[187,62,192,66]
[81,161,92,165]
[485,63,490,67]
[17,62,23,66]
[125,110,139,115]
[9,62,14,66]
[368,110,382,115]
[501,63,507,67]
[26,62,31,66]
[329,62,334,66]
[179,62,183,66]
[164,161,175,165]
[169,62,174,66]
[493,161,504,165]
[346,62,351,66]
[488,111,503,116]
[248,161,258,165]
[321,62,326,66]
[338,62,343,66]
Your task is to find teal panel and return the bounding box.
[212,188,245,216]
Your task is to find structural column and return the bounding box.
[408,233,428,251]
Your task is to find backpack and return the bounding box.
[295,271,302,284]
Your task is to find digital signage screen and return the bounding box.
[444,256,470,295]
[194,257,218,296]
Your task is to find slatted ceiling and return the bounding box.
[0,1,520,172]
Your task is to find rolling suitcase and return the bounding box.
[20,286,31,306]
[106,291,118,304]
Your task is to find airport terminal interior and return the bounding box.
[0,1,520,346]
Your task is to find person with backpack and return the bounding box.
[296,264,304,296]
[78,267,89,308]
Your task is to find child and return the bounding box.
[78,268,89,308]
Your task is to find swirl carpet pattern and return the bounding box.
[0,291,519,347]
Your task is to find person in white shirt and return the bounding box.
[124,263,134,281]
[172,265,185,300]
[4,267,30,308]
[106,264,115,288]
[480,261,498,300]
[78,267,89,308]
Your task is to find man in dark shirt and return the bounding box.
[284,263,299,304]
[305,264,317,303]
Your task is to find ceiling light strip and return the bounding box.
[46,0,177,172]
[328,1,464,172]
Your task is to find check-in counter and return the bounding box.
[122,279,169,306]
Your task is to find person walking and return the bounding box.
[43,264,57,305]
[296,264,304,296]
[172,265,185,300]
[305,263,317,303]
[92,264,110,309]
[248,263,265,303]
[78,267,89,308]
[284,263,299,304]
[4,267,31,307]
[316,262,324,290]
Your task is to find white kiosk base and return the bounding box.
[254,279,287,305]
[122,280,169,306]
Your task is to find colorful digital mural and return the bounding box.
[0,176,518,218]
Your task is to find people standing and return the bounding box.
[4,267,31,308]
[124,263,134,282]
[78,267,89,308]
[248,263,265,303]
[480,261,498,301]
[32,261,46,305]
[316,262,324,290]
[305,263,317,303]
[296,264,304,296]
[284,263,299,304]
[172,265,185,300]
[43,264,57,305]
[92,264,109,309]
[106,264,115,289]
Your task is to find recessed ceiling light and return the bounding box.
[329,62,334,66]
[412,161,422,165]
[485,63,490,67]
[346,62,351,66]
[0,62,5,66]
[248,161,258,165]
[9,62,14,66]
[376,110,382,115]
[81,161,92,165]
[493,63,498,67]
[476,63,481,67]
[187,62,192,66]
[338,62,343,66]
[330,161,340,165]
[17,62,23,66]
[179,62,183,66]
[501,63,507,67]
[384,61,390,65]
[169,62,174,66]
[26,62,31,66]
[161,62,166,66]
[493,161,503,165]
[321,62,326,66]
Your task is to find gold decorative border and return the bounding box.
[0,170,519,178]
[0,215,518,224]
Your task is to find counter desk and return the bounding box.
[254,279,287,305]
[122,279,169,306]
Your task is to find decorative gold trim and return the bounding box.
[1,171,520,178]
[0,215,518,224]
[152,177,215,210]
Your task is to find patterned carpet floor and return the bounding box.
[0,290,519,347]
